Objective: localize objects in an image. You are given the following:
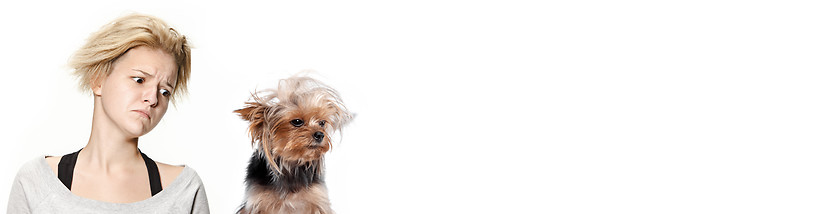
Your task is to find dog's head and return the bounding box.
[235,76,352,172]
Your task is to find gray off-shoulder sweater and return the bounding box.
[7,157,210,213]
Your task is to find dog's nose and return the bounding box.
[313,131,325,143]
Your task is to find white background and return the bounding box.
[1,0,839,213]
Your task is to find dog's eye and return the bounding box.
[291,119,304,127]
[318,120,326,127]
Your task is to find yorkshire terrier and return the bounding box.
[234,75,352,214]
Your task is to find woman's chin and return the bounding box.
[121,124,153,138]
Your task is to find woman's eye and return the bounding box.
[160,89,171,97]
[132,77,144,84]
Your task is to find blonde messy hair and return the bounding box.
[69,13,191,100]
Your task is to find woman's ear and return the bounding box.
[91,77,104,96]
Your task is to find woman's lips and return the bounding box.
[133,110,151,119]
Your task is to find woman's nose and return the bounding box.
[144,87,158,107]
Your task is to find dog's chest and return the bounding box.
[243,183,333,214]
[245,153,324,192]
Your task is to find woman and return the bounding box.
[7,14,209,213]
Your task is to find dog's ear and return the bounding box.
[234,102,264,121]
[324,95,354,133]
[234,102,267,144]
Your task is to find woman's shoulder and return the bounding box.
[153,164,209,213]
[155,161,186,189]
[45,156,60,175]
[11,157,61,195]
[8,157,55,213]
[15,157,52,178]
[153,161,206,202]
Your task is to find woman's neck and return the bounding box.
[81,98,146,172]
[80,137,141,172]
[81,115,143,172]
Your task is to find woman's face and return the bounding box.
[94,46,177,138]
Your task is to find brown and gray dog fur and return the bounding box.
[235,75,352,214]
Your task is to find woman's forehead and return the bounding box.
[116,46,178,80]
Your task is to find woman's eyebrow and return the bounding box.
[132,68,152,76]
[132,68,174,89]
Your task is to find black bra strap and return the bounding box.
[56,149,163,196]
[57,149,82,190]
[140,152,162,195]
